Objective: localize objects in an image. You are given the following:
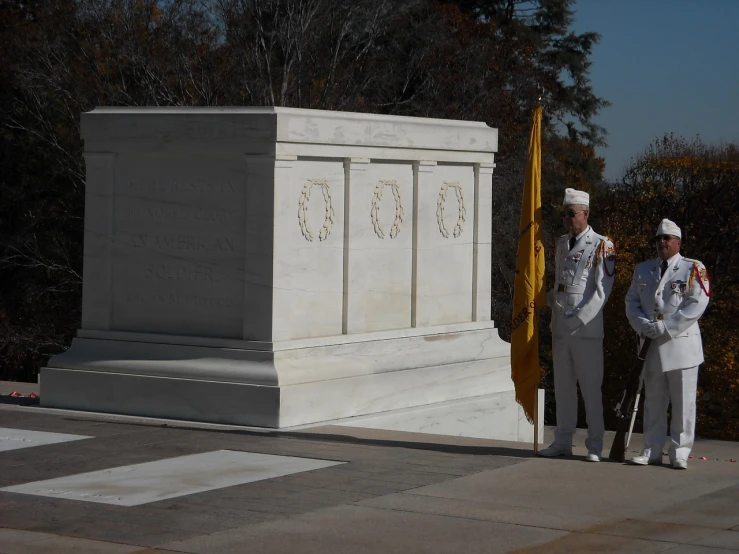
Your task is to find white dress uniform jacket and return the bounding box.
[548,227,615,334]
[625,254,710,371]
[546,226,615,456]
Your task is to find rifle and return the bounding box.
[626,374,645,448]
[608,336,652,462]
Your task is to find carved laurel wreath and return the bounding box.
[297,179,335,242]
[371,180,404,239]
[436,181,466,238]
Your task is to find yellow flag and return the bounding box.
[511,106,546,424]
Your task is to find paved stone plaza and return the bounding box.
[1,382,738,553]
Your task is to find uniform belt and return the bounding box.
[557,284,585,293]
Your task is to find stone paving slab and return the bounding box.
[1,450,344,506]
[357,492,607,531]
[158,504,569,554]
[0,428,92,453]
[689,530,739,550]
[0,388,738,553]
[128,550,183,554]
[0,403,529,550]
[0,528,141,554]
[589,519,720,544]
[644,484,739,529]
[665,546,739,554]
[393,456,739,522]
[506,531,678,553]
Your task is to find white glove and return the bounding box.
[562,314,582,333]
[643,320,666,339]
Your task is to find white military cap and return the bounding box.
[656,218,681,238]
[563,188,589,207]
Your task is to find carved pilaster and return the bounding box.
[81,152,116,330]
[473,162,495,321]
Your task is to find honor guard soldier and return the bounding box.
[539,188,616,462]
[625,219,710,469]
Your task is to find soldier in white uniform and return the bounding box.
[539,188,616,462]
[625,219,710,469]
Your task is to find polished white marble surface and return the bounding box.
[345,161,414,333]
[43,326,513,429]
[51,325,503,385]
[1,450,343,506]
[76,320,495,351]
[333,390,545,443]
[275,107,498,151]
[415,163,474,327]
[41,368,281,427]
[0,428,92,452]
[272,326,508,385]
[79,108,496,343]
[110,152,246,339]
[82,107,499,153]
[473,164,494,321]
[272,158,345,341]
[46,107,506,435]
[279,357,513,427]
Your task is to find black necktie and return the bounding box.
[569,236,576,251]
[660,260,668,278]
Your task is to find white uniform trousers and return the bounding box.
[552,336,605,453]
[641,365,698,463]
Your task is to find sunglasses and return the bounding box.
[560,210,583,218]
[655,235,678,242]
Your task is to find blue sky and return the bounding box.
[571,0,739,181]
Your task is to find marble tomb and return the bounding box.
[41,107,543,442]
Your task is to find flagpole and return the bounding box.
[510,103,544,455]
[533,94,542,455]
[533,386,539,453]
[534,92,540,455]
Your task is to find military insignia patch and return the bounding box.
[600,239,616,277]
[698,266,710,296]
[692,262,711,297]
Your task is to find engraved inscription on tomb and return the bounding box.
[126,179,238,195]
[111,169,246,336]
[145,263,214,282]
[126,206,235,222]
[123,292,237,309]
[127,234,236,252]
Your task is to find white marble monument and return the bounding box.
[41,107,543,442]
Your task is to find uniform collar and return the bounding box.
[569,225,591,243]
[651,253,683,279]
[659,252,682,269]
